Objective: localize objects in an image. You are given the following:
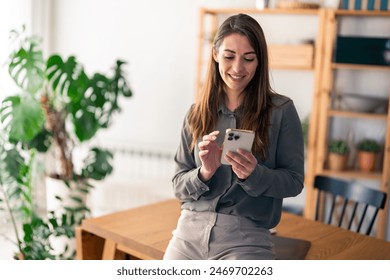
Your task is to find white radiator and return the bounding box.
[88,147,176,216]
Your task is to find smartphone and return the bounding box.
[221,128,255,165]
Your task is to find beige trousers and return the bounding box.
[163,209,275,260]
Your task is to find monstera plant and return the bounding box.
[0,29,132,259]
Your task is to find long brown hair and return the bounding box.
[188,13,276,160]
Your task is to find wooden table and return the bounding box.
[76,199,390,260]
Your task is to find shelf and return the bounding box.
[332,63,390,71]
[320,170,383,181]
[334,9,390,17]
[201,8,321,16]
[328,110,388,120]
[200,8,390,17]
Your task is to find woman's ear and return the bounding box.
[213,50,218,63]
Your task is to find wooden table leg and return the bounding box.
[76,227,105,259]
[102,239,117,260]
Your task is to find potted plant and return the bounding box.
[0,28,132,259]
[327,139,349,171]
[356,139,381,172]
[0,135,77,260]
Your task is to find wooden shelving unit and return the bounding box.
[304,9,390,239]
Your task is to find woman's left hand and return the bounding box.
[224,149,257,180]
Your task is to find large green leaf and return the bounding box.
[72,110,99,142]
[46,55,88,100]
[75,74,111,141]
[70,61,132,142]
[8,41,45,94]
[24,128,52,152]
[81,147,113,180]
[0,95,45,142]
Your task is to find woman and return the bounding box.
[164,13,304,260]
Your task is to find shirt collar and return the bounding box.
[218,101,243,116]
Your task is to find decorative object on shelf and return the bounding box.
[255,0,270,9]
[357,139,381,172]
[268,44,314,69]
[276,0,320,9]
[327,139,349,171]
[0,27,132,259]
[334,93,389,113]
[323,0,341,9]
[335,36,390,66]
[340,0,390,10]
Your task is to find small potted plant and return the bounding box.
[327,139,349,171]
[357,139,381,172]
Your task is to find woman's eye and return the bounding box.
[244,58,255,62]
[224,56,234,60]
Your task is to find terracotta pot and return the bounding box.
[358,151,377,172]
[328,153,348,171]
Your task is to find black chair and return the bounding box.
[314,175,387,236]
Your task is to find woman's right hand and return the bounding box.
[198,130,222,182]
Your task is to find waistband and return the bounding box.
[181,209,264,228]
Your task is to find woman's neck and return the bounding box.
[224,91,243,112]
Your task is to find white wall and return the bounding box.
[49,0,315,151]
[47,0,321,213]
[0,0,33,98]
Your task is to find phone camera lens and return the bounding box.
[228,133,234,137]
[234,135,240,140]
[228,137,233,141]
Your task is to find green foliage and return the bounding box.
[328,139,349,155]
[20,211,81,260]
[0,27,133,259]
[8,36,45,94]
[0,95,45,142]
[357,139,381,153]
[2,29,132,180]
[6,34,132,147]
[0,139,83,259]
[81,148,114,180]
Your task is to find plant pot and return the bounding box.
[45,176,87,212]
[45,176,88,258]
[328,153,348,171]
[358,151,377,172]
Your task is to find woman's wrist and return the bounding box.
[199,166,214,182]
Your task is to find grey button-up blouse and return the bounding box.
[172,94,304,229]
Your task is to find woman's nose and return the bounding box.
[232,58,244,72]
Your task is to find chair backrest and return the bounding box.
[313,175,387,236]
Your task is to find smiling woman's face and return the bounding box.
[213,33,258,96]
